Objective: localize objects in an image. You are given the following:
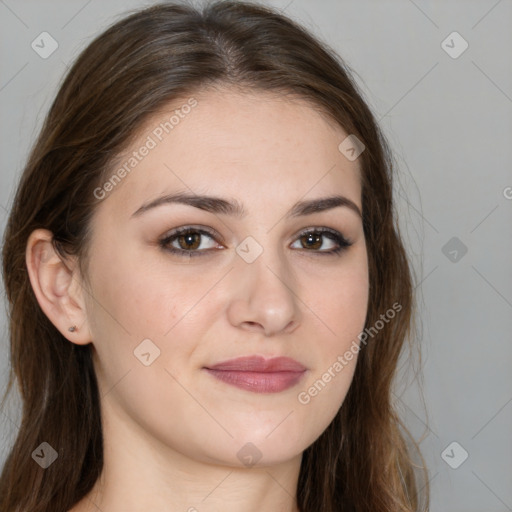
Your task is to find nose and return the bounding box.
[226,250,302,337]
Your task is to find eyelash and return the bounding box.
[159,225,353,258]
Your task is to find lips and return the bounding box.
[204,356,307,393]
[206,355,306,372]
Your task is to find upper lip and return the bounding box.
[205,356,306,372]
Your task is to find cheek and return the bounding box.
[84,246,226,391]
[320,278,368,334]
[295,252,368,415]
[305,252,369,347]
[87,245,213,338]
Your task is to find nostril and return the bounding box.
[243,321,263,332]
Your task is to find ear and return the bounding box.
[25,228,92,345]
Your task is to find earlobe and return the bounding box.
[25,228,91,345]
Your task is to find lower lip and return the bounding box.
[204,369,306,393]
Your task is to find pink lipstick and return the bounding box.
[204,356,307,393]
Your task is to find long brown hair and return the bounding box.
[1,2,429,511]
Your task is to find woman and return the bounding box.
[0,2,429,511]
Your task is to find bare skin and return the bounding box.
[26,87,369,512]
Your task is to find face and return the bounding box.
[83,87,369,468]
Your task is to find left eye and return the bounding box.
[290,229,351,254]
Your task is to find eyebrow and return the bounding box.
[131,192,362,219]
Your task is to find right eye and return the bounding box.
[159,226,224,258]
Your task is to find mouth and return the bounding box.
[203,355,307,393]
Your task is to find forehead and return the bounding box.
[96,88,362,218]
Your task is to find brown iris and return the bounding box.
[300,232,322,250]
[177,232,201,250]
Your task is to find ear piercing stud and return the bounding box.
[68,325,77,332]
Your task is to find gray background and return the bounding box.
[1,0,511,510]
